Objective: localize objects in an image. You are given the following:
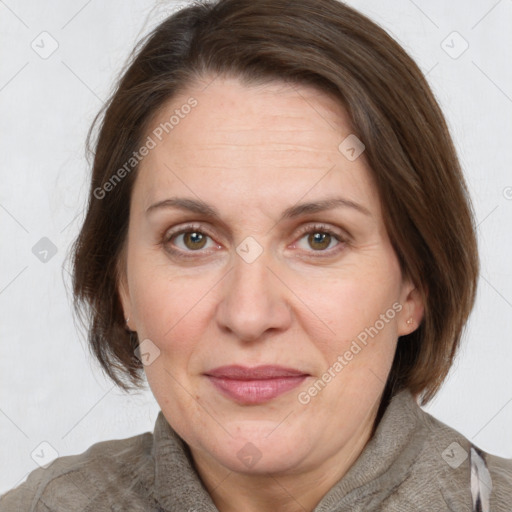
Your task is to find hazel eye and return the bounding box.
[292,224,347,256]
[176,231,209,250]
[161,223,221,259]
[167,230,215,252]
[300,231,337,251]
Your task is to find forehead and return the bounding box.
[133,76,378,215]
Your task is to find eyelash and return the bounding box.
[161,222,348,259]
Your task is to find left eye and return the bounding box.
[295,229,343,252]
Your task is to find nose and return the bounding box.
[215,248,293,343]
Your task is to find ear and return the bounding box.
[397,278,425,336]
[116,253,133,331]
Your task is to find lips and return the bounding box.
[206,365,307,379]
[204,365,309,404]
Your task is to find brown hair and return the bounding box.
[69,0,479,408]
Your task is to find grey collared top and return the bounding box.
[1,389,511,511]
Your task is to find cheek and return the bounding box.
[302,274,400,404]
[290,266,401,342]
[131,270,211,417]
[128,262,201,353]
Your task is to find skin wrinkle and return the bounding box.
[118,76,424,512]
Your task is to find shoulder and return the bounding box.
[0,431,155,512]
[483,450,512,507]
[410,400,512,510]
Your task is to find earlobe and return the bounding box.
[398,283,425,336]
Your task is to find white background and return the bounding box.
[1,0,511,494]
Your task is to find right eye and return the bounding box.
[162,223,222,258]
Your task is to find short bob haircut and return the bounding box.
[70,0,478,412]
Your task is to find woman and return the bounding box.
[2,0,510,510]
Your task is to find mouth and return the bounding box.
[204,365,309,405]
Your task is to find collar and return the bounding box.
[152,389,427,511]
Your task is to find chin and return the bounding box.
[221,446,305,476]
[197,427,309,476]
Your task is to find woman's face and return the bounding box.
[119,76,422,477]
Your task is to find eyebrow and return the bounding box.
[145,196,371,220]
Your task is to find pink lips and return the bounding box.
[205,365,308,404]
